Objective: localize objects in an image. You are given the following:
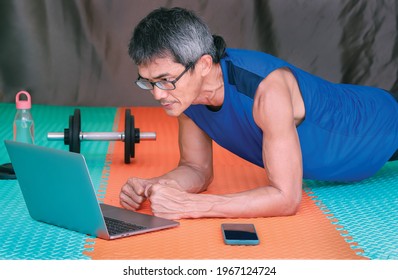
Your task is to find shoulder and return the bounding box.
[224,49,290,72]
[254,68,297,106]
[253,68,297,129]
[223,49,275,69]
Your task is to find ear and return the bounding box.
[197,54,213,77]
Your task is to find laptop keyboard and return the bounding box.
[104,216,147,235]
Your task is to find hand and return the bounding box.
[119,177,153,211]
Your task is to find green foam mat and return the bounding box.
[305,161,398,259]
[0,103,117,259]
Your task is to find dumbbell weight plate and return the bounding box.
[64,109,81,153]
[124,109,135,163]
[72,109,81,153]
[130,114,135,160]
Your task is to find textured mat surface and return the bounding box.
[3,105,394,259]
[305,161,398,260]
[85,107,366,259]
[0,104,116,259]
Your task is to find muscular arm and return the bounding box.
[157,113,214,193]
[251,68,303,215]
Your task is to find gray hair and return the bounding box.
[128,7,225,67]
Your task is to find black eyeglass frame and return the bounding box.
[135,62,195,91]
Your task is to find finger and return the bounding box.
[145,183,168,198]
[122,181,145,198]
[119,190,145,210]
[144,184,153,198]
[119,199,136,211]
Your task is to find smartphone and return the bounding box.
[221,223,260,245]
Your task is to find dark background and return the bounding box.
[1,0,397,107]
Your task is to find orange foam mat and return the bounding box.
[85,107,366,259]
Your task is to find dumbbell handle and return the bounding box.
[47,131,156,141]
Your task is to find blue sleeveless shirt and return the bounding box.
[184,49,398,182]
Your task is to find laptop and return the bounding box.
[4,140,179,240]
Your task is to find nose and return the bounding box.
[151,87,169,100]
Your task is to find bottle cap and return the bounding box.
[15,91,32,110]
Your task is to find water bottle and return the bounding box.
[13,91,35,144]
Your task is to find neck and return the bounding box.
[199,64,224,107]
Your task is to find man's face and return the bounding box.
[137,57,201,117]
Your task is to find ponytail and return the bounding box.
[212,35,226,63]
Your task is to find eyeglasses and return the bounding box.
[135,62,194,91]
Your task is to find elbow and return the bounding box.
[191,165,213,193]
[280,190,302,216]
[285,199,301,216]
[201,170,214,192]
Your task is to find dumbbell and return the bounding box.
[47,109,156,163]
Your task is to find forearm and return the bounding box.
[151,164,213,194]
[177,185,301,219]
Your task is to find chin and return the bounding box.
[163,107,182,117]
[162,103,187,117]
